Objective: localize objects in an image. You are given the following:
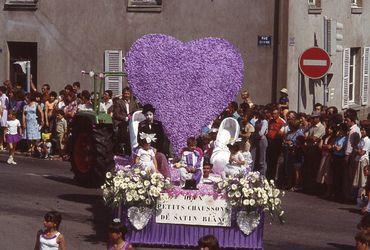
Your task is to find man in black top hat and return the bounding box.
[138,104,170,177]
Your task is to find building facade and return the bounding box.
[0,0,369,116]
[281,0,370,116]
[0,0,276,104]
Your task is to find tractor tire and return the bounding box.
[70,113,115,187]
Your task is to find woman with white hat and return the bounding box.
[279,88,289,110]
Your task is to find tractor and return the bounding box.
[70,71,125,187]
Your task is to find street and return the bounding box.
[0,155,359,250]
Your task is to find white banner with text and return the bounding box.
[156,195,232,227]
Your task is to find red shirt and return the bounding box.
[267,117,285,140]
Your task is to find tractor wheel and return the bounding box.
[71,114,115,187]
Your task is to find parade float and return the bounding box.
[101,34,284,249]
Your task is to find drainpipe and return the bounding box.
[271,0,280,103]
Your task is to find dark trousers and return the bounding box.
[114,121,131,155]
[266,137,283,180]
[332,155,345,200]
[302,146,321,193]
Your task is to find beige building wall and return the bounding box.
[285,0,370,114]
[0,0,276,105]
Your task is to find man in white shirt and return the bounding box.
[99,90,113,114]
[344,110,361,201]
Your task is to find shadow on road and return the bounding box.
[338,207,362,215]
[327,243,354,250]
[45,175,77,186]
[58,193,113,244]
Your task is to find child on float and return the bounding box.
[223,143,246,178]
[240,139,253,173]
[34,211,66,250]
[107,219,133,250]
[133,132,159,173]
[179,137,203,187]
[199,160,222,185]
[4,110,22,165]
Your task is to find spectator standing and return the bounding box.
[331,123,348,201]
[281,119,304,190]
[240,90,253,115]
[72,81,81,98]
[344,110,361,200]
[77,90,93,111]
[57,90,66,111]
[0,86,9,150]
[302,112,325,194]
[40,84,51,103]
[316,125,336,197]
[112,87,139,155]
[22,92,44,154]
[55,110,67,156]
[251,110,269,176]
[45,91,58,130]
[100,90,113,114]
[266,106,285,180]
[4,110,22,165]
[279,88,289,110]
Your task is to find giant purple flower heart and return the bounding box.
[125,34,244,154]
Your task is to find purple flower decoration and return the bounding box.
[125,34,244,154]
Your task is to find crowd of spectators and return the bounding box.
[0,79,124,162]
[2,79,370,207]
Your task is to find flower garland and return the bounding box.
[216,171,285,222]
[102,167,171,208]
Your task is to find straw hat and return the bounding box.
[280,88,288,94]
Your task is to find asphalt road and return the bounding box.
[0,154,360,250]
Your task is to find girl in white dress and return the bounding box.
[224,143,246,178]
[34,211,66,250]
[133,133,159,172]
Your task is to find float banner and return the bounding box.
[156,195,232,227]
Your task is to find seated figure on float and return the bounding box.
[179,137,203,187]
[210,117,240,178]
[224,143,248,178]
[137,104,170,178]
[199,160,222,185]
[133,133,159,173]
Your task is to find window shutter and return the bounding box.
[315,0,321,7]
[361,47,370,105]
[342,48,350,109]
[357,0,363,7]
[104,50,123,97]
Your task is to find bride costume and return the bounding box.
[129,110,146,150]
[210,117,240,176]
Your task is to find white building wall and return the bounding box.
[286,0,370,115]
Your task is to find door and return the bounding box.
[7,41,37,91]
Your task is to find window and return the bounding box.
[351,0,363,14]
[349,48,361,103]
[308,0,322,14]
[127,0,162,12]
[4,0,38,11]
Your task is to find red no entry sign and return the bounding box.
[299,47,331,79]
